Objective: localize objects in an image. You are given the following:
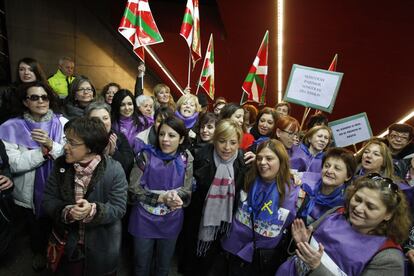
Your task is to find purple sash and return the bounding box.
[112,116,144,147]
[290,143,324,173]
[129,151,187,239]
[0,115,63,217]
[276,211,389,276]
[221,183,299,262]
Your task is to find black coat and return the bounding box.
[181,143,247,276]
[43,156,127,275]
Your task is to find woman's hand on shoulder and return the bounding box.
[292,218,313,243]
[244,151,256,165]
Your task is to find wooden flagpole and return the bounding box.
[300,107,312,130]
[187,52,191,89]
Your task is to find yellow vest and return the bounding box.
[48,69,75,98]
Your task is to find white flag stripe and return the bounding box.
[256,65,268,75]
[138,1,151,12]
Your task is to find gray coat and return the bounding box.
[43,155,127,275]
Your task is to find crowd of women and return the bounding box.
[0,57,414,276]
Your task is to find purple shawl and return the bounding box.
[0,114,63,217]
[112,116,145,147]
[174,111,199,129]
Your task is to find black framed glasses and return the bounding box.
[280,129,298,137]
[26,95,49,102]
[366,173,400,195]
[77,88,94,94]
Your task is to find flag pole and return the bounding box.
[300,107,311,130]
[187,52,191,88]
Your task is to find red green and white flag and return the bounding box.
[118,0,164,61]
[180,0,201,67]
[241,30,269,104]
[197,34,214,100]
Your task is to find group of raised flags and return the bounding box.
[117,0,268,105]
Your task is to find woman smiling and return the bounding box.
[0,82,67,271]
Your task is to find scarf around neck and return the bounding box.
[197,150,238,256]
[300,179,346,219]
[73,155,102,191]
[174,110,199,129]
[247,177,279,223]
[142,144,185,176]
[113,116,140,147]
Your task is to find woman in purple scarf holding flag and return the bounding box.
[276,174,410,276]
[111,89,149,148]
[0,82,67,271]
[221,139,299,276]
[174,93,201,141]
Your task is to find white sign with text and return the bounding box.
[329,113,372,147]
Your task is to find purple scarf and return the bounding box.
[112,116,143,147]
[0,112,63,217]
[174,111,199,129]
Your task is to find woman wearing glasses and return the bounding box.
[290,125,332,174]
[43,117,127,275]
[276,174,410,276]
[274,115,300,156]
[64,76,96,120]
[0,82,67,271]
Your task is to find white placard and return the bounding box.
[328,113,373,147]
[284,64,343,113]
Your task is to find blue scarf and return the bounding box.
[142,144,185,176]
[174,110,199,129]
[247,177,279,223]
[300,179,346,219]
[251,136,269,151]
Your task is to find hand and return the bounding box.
[104,133,117,155]
[138,63,146,77]
[296,242,324,270]
[0,175,13,191]
[292,218,313,244]
[70,199,92,221]
[31,129,53,150]
[406,249,414,265]
[162,190,183,208]
[183,86,191,94]
[244,151,256,165]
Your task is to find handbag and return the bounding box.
[46,228,67,272]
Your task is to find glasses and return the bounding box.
[26,95,49,102]
[389,133,409,142]
[366,173,400,200]
[63,137,85,148]
[77,88,94,94]
[280,129,298,138]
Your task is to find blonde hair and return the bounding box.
[176,93,202,113]
[303,125,332,151]
[153,83,176,110]
[356,138,394,178]
[213,119,243,144]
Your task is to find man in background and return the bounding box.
[48,56,75,99]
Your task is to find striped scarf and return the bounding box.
[197,150,237,256]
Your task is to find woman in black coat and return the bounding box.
[43,117,127,275]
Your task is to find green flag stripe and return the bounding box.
[254,75,265,88]
[125,8,137,26]
[182,13,194,25]
[139,15,163,42]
